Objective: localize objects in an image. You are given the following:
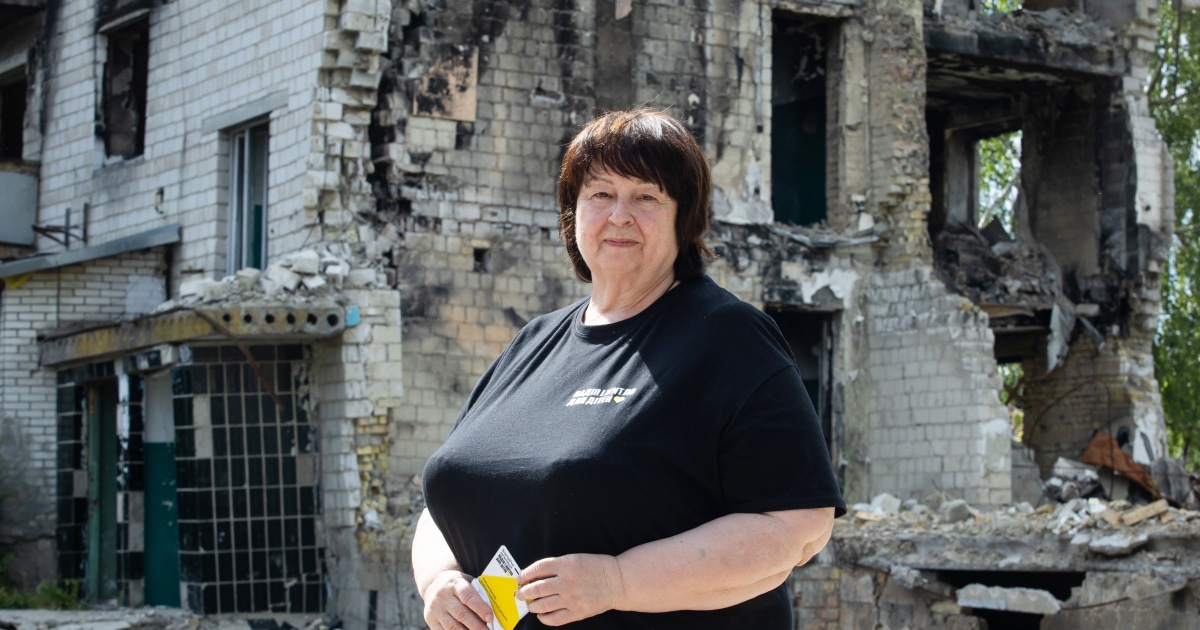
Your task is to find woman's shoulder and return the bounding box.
[510,294,588,341]
[668,276,793,362]
[676,276,778,327]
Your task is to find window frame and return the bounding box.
[225,120,270,275]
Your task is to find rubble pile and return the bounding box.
[933,221,1059,313]
[154,245,388,313]
[982,7,1120,49]
[0,608,340,630]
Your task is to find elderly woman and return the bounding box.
[412,109,845,629]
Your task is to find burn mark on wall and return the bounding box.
[411,44,478,121]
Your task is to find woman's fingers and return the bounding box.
[516,554,624,624]
[423,570,493,630]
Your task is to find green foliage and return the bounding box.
[977,131,1023,232]
[998,363,1027,440]
[0,577,86,610]
[979,0,1022,14]
[1150,1,1200,471]
[0,433,85,610]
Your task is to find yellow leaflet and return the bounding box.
[477,574,521,630]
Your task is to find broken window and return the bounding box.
[226,121,269,274]
[101,19,149,159]
[1,68,27,160]
[771,15,829,227]
[977,130,1022,232]
[767,307,836,454]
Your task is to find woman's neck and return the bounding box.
[584,270,678,325]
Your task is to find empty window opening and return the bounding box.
[1,69,27,160]
[771,15,828,227]
[998,361,1027,441]
[227,121,269,274]
[101,19,149,159]
[978,131,1022,233]
[473,247,491,273]
[766,308,835,454]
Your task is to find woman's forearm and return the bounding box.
[412,508,463,598]
[612,508,834,613]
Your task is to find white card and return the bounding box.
[470,545,529,630]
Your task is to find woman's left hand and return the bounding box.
[516,554,626,626]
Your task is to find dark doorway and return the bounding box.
[85,381,120,603]
[771,15,828,226]
[766,308,834,453]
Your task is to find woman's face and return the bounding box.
[575,169,679,283]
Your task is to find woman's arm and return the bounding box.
[412,509,495,630]
[515,506,835,626]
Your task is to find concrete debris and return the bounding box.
[178,276,219,298]
[1121,499,1168,526]
[933,222,1059,314]
[1150,457,1200,510]
[151,247,384,313]
[957,583,1063,615]
[872,492,903,516]
[1064,571,1191,610]
[287,249,322,275]
[941,499,974,524]
[983,7,1118,49]
[233,267,261,291]
[1088,532,1150,556]
[1045,457,1102,502]
[266,265,302,292]
[890,565,928,590]
[0,609,325,630]
[844,489,1200,537]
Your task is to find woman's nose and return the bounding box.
[608,198,634,225]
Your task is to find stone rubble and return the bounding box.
[157,246,388,313]
[844,492,1200,547]
[0,609,334,630]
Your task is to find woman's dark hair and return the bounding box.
[557,109,714,282]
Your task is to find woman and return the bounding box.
[413,109,845,629]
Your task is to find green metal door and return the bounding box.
[86,382,119,603]
[144,370,181,606]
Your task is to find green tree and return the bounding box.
[1150,1,1200,470]
[977,131,1022,232]
[979,0,1022,14]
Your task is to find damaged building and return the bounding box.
[0,0,1194,627]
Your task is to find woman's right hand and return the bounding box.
[420,569,495,630]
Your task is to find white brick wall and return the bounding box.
[861,268,1013,508]
[35,0,326,284]
[0,250,166,546]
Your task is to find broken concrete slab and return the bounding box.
[346,268,378,287]
[940,499,973,523]
[234,267,261,291]
[266,265,302,292]
[872,492,902,516]
[1122,499,1169,526]
[179,276,218,298]
[289,249,322,275]
[956,583,1062,615]
[1088,532,1150,556]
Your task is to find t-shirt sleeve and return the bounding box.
[718,365,847,517]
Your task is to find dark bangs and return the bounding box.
[557,110,713,283]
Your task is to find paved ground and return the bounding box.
[0,609,327,630]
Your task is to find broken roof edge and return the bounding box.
[923,22,1126,78]
[37,302,346,368]
[0,224,181,279]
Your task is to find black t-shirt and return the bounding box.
[423,276,846,629]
